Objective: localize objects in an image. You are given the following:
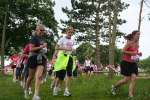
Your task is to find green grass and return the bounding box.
[0,74,150,100]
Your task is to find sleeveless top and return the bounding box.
[122,46,139,63]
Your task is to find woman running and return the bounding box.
[84,57,92,77]
[24,24,47,100]
[9,53,20,82]
[111,30,142,98]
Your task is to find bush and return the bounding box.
[139,56,150,73]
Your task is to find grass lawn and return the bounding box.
[0,73,150,100]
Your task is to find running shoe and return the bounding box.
[29,87,32,95]
[53,87,58,96]
[64,91,71,96]
[32,95,40,100]
[24,90,29,99]
[111,85,117,95]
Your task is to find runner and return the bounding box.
[53,26,75,96]
[24,24,47,100]
[84,57,92,77]
[16,51,24,86]
[9,53,20,82]
[22,43,32,95]
[111,30,142,98]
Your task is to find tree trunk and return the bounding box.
[111,1,118,66]
[138,0,144,31]
[95,11,101,68]
[5,38,11,48]
[108,0,118,78]
[108,0,112,65]
[95,2,101,68]
[1,4,8,75]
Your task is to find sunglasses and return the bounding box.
[40,29,45,32]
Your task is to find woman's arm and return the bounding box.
[30,44,44,52]
[55,44,72,51]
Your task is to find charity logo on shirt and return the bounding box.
[66,41,73,49]
[57,36,74,54]
[131,55,140,62]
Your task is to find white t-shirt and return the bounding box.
[85,60,91,67]
[57,36,74,54]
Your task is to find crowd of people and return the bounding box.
[5,24,142,100]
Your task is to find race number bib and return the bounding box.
[131,55,140,62]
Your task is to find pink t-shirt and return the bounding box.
[10,54,20,65]
[122,46,138,62]
[23,43,32,64]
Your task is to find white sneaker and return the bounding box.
[53,87,58,96]
[111,85,117,95]
[32,95,40,100]
[29,88,32,95]
[20,81,23,87]
[64,91,71,96]
[13,79,17,83]
[44,78,47,82]
[22,82,25,89]
[24,90,29,99]
[50,82,55,89]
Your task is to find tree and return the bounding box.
[61,0,128,68]
[76,42,122,66]
[138,0,144,31]
[139,56,150,73]
[76,42,95,64]
[62,0,109,68]
[0,0,57,51]
[0,3,9,73]
[108,0,118,66]
[107,0,128,65]
[106,0,129,78]
[0,0,58,72]
[108,0,118,78]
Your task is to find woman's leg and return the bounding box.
[34,65,44,96]
[111,76,131,95]
[13,68,16,82]
[26,68,35,89]
[114,76,131,88]
[128,74,137,97]
[24,68,35,99]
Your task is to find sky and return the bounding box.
[53,0,150,59]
